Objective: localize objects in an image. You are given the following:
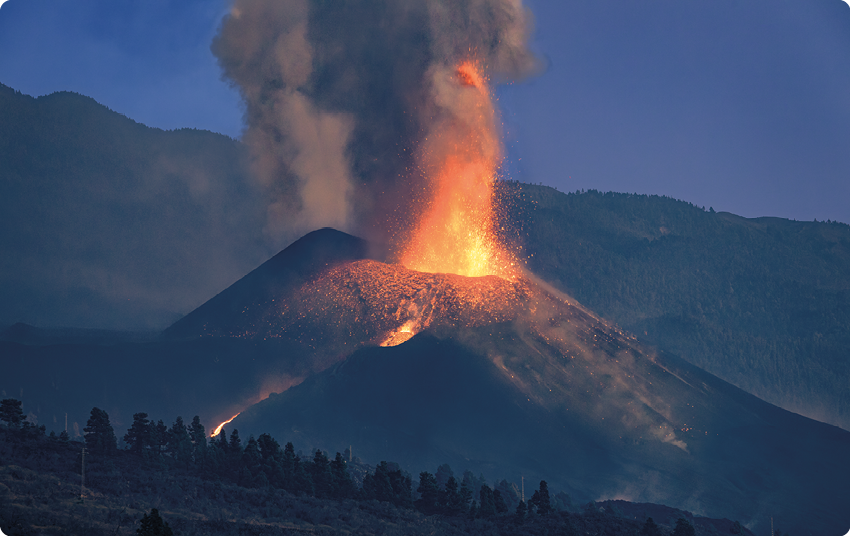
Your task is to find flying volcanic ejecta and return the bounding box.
[212,0,540,246]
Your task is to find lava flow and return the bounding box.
[211,413,239,437]
[399,60,517,279]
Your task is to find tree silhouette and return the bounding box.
[124,413,151,456]
[415,471,440,515]
[514,499,527,524]
[84,407,116,455]
[641,517,662,536]
[188,416,207,469]
[0,398,24,429]
[168,416,193,468]
[673,517,696,536]
[530,480,552,515]
[137,508,174,536]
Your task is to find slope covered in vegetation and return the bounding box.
[0,83,268,330]
[0,404,755,536]
[500,184,850,430]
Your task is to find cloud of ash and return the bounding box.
[212,0,539,243]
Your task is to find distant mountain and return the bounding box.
[0,82,270,330]
[499,184,850,430]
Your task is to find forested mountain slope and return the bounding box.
[0,83,269,329]
[500,184,850,430]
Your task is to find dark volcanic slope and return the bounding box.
[229,260,850,536]
[163,228,384,340]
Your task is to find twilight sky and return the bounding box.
[1,0,849,225]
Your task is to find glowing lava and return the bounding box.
[211,413,240,437]
[400,60,516,279]
[285,259,529,348]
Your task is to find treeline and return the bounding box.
[51,402,566,520]
[2,399,760,536]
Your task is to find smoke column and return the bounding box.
[212,0,539,245]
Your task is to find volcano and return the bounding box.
[6,228,848,535]
[163,228,847,536]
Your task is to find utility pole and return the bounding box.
[771,517,774,536]
[80,447,86,500]
[521,476,525,502]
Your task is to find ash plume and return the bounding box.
[212,0,539,245]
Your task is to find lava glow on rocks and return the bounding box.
[296,260,530,347]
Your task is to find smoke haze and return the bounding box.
[212,0,539,243]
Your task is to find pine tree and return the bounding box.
[256,433,282,486]
[168,416,193,467]
[672,518,696,536]
[292,453,314,495]
[387,466,413,509]
[530,480,551,515]
[330,452,356,499]
[459,478,473,513]
[435,463,454,490]
[310,449,334,498]
[282,441,297,491]
[494,479,519,512]
[188,416,207,469]
[124,413,151,456]
[514,500,527,524]
[641,517,662,536]
[0,398,24,428]
[442,476,465,516]
[228,429,242,453]
[152,420,168,455]
[84,407,117,455]
[242,436,264,486]
[137,508,174,536]
[372,461,394,503]
[493,489,508,514]
[478,484,496,519]
[415,471,440,515]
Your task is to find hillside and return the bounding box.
[0,83,269,330]
[499,184,850,430]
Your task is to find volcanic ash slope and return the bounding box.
[231,257,850,536]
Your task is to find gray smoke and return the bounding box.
[212,0,539,244]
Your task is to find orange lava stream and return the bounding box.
[400,60,516,279]
[211,413,240,437]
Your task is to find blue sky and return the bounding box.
[1,0,849,224]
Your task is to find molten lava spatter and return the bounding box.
[400,60,516,279]
[283,260,529,348]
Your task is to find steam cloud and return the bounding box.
[212,0,539,244]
